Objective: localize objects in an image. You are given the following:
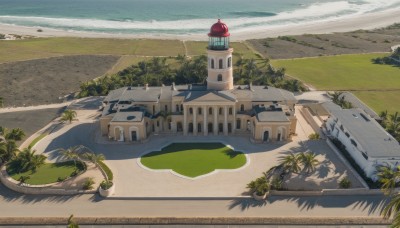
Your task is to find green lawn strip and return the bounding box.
[140,143,246,177]
[0,38,186,63]
[271,53,400,90]
[98,160,113,181]
[7,161,84,185]
[352,91,400,114]
[28,133,48,148]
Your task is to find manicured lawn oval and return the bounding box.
[140,143,247,178]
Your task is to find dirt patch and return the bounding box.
[0,55,119,107]
[0,108,64,141]
[248,26,400,59]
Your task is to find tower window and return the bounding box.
[198,107,202,115]
[217,74,222,81]
[209,107,213,115]
[228,57,232,68]
[211,59,215,69]
[229,107,233,115]
[219,59,223,69]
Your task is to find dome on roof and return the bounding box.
[208,19,230,37]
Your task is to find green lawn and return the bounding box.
[0,38,259,64]
[140,143,247,178]
[352,91,400,114]
[271,53,400,113]
[28,133,48,148]
[7,161,84,185]
[271,53,400,90]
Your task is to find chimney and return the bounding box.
[171,82,176,91]
[248,82,253,91]
[145,83,149,90]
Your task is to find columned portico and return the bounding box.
[193,106,197,135]
[223,106,228,135]
[213,106,218,135]
[203,105,207,136]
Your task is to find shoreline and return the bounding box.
[0,7,400,41]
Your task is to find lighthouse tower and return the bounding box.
[206,19,233,91]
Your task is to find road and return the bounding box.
[0,182,389,219]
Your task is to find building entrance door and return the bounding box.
[131,131,137,141]
[263,131,269,142]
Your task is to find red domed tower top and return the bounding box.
[208,19,230,37]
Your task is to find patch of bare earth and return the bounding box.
[0,55,119,107]
[248,26,400,59]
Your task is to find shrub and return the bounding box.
[98,160,113,180]
[37,29,43,32]
[100,180,113,190]
[308,133,320,140]
[0,34,5,40]
[339,177,352,189]
[247,176,270,196]
[57,176,67,182]
[82,177,95,190]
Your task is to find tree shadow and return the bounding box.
[229,194,389,216]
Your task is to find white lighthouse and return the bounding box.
[206,19,234,91]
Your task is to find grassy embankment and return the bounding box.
[141,143,247,178]
[271,53,400,113]
[7,161,85,185]
[0,37,260,73]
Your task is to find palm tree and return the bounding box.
[83,152,107,179]
[380,110,388,121]
[376,164,400,195]
[5,128,25,141]
[60,110,77,124]
[0,140,19,164]
[328,91,343,105]
[382,194,400,228]
[67,214,80,228]
[299,152,319,174]
[58,146,82,168]
[15,147,47,173]
[279,153,301,174]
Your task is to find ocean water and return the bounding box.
[0,0,399,36]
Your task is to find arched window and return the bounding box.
[211,59,215,69]
[219,59,223,69]
[209,107,213,115]
[217,74,222,81]
[229,107,233,115]
[189,107,193,114]
[228,57,232,68]
[240,104,244,112]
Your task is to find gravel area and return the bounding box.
[0,55,118,107]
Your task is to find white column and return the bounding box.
[232,105,236,134]
[224,106,228,135]
[203,105,207,136]
[193,106,197,136]
[183,105,187,135]
[213,106,218,135]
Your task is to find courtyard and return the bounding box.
[28,102,364,197]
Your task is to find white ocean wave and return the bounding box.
[0,0,399,34]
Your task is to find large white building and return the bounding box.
[100,19,298,143]
[322,102,400,179]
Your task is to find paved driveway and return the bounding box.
[33,109,363,197]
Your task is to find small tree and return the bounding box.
[308,133,320,140]
[299,152,319,174]
[339,177,351,189]
[5,128,25,141]
[61,110,77,124]
[247,176,270,196]
[82,177,95,190]
[279,153,301,174]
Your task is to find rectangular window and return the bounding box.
[236,119,241,129]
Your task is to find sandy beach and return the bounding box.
[1,7,400,41]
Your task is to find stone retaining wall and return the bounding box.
[0,165,95,195]
[0,216,390,225]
